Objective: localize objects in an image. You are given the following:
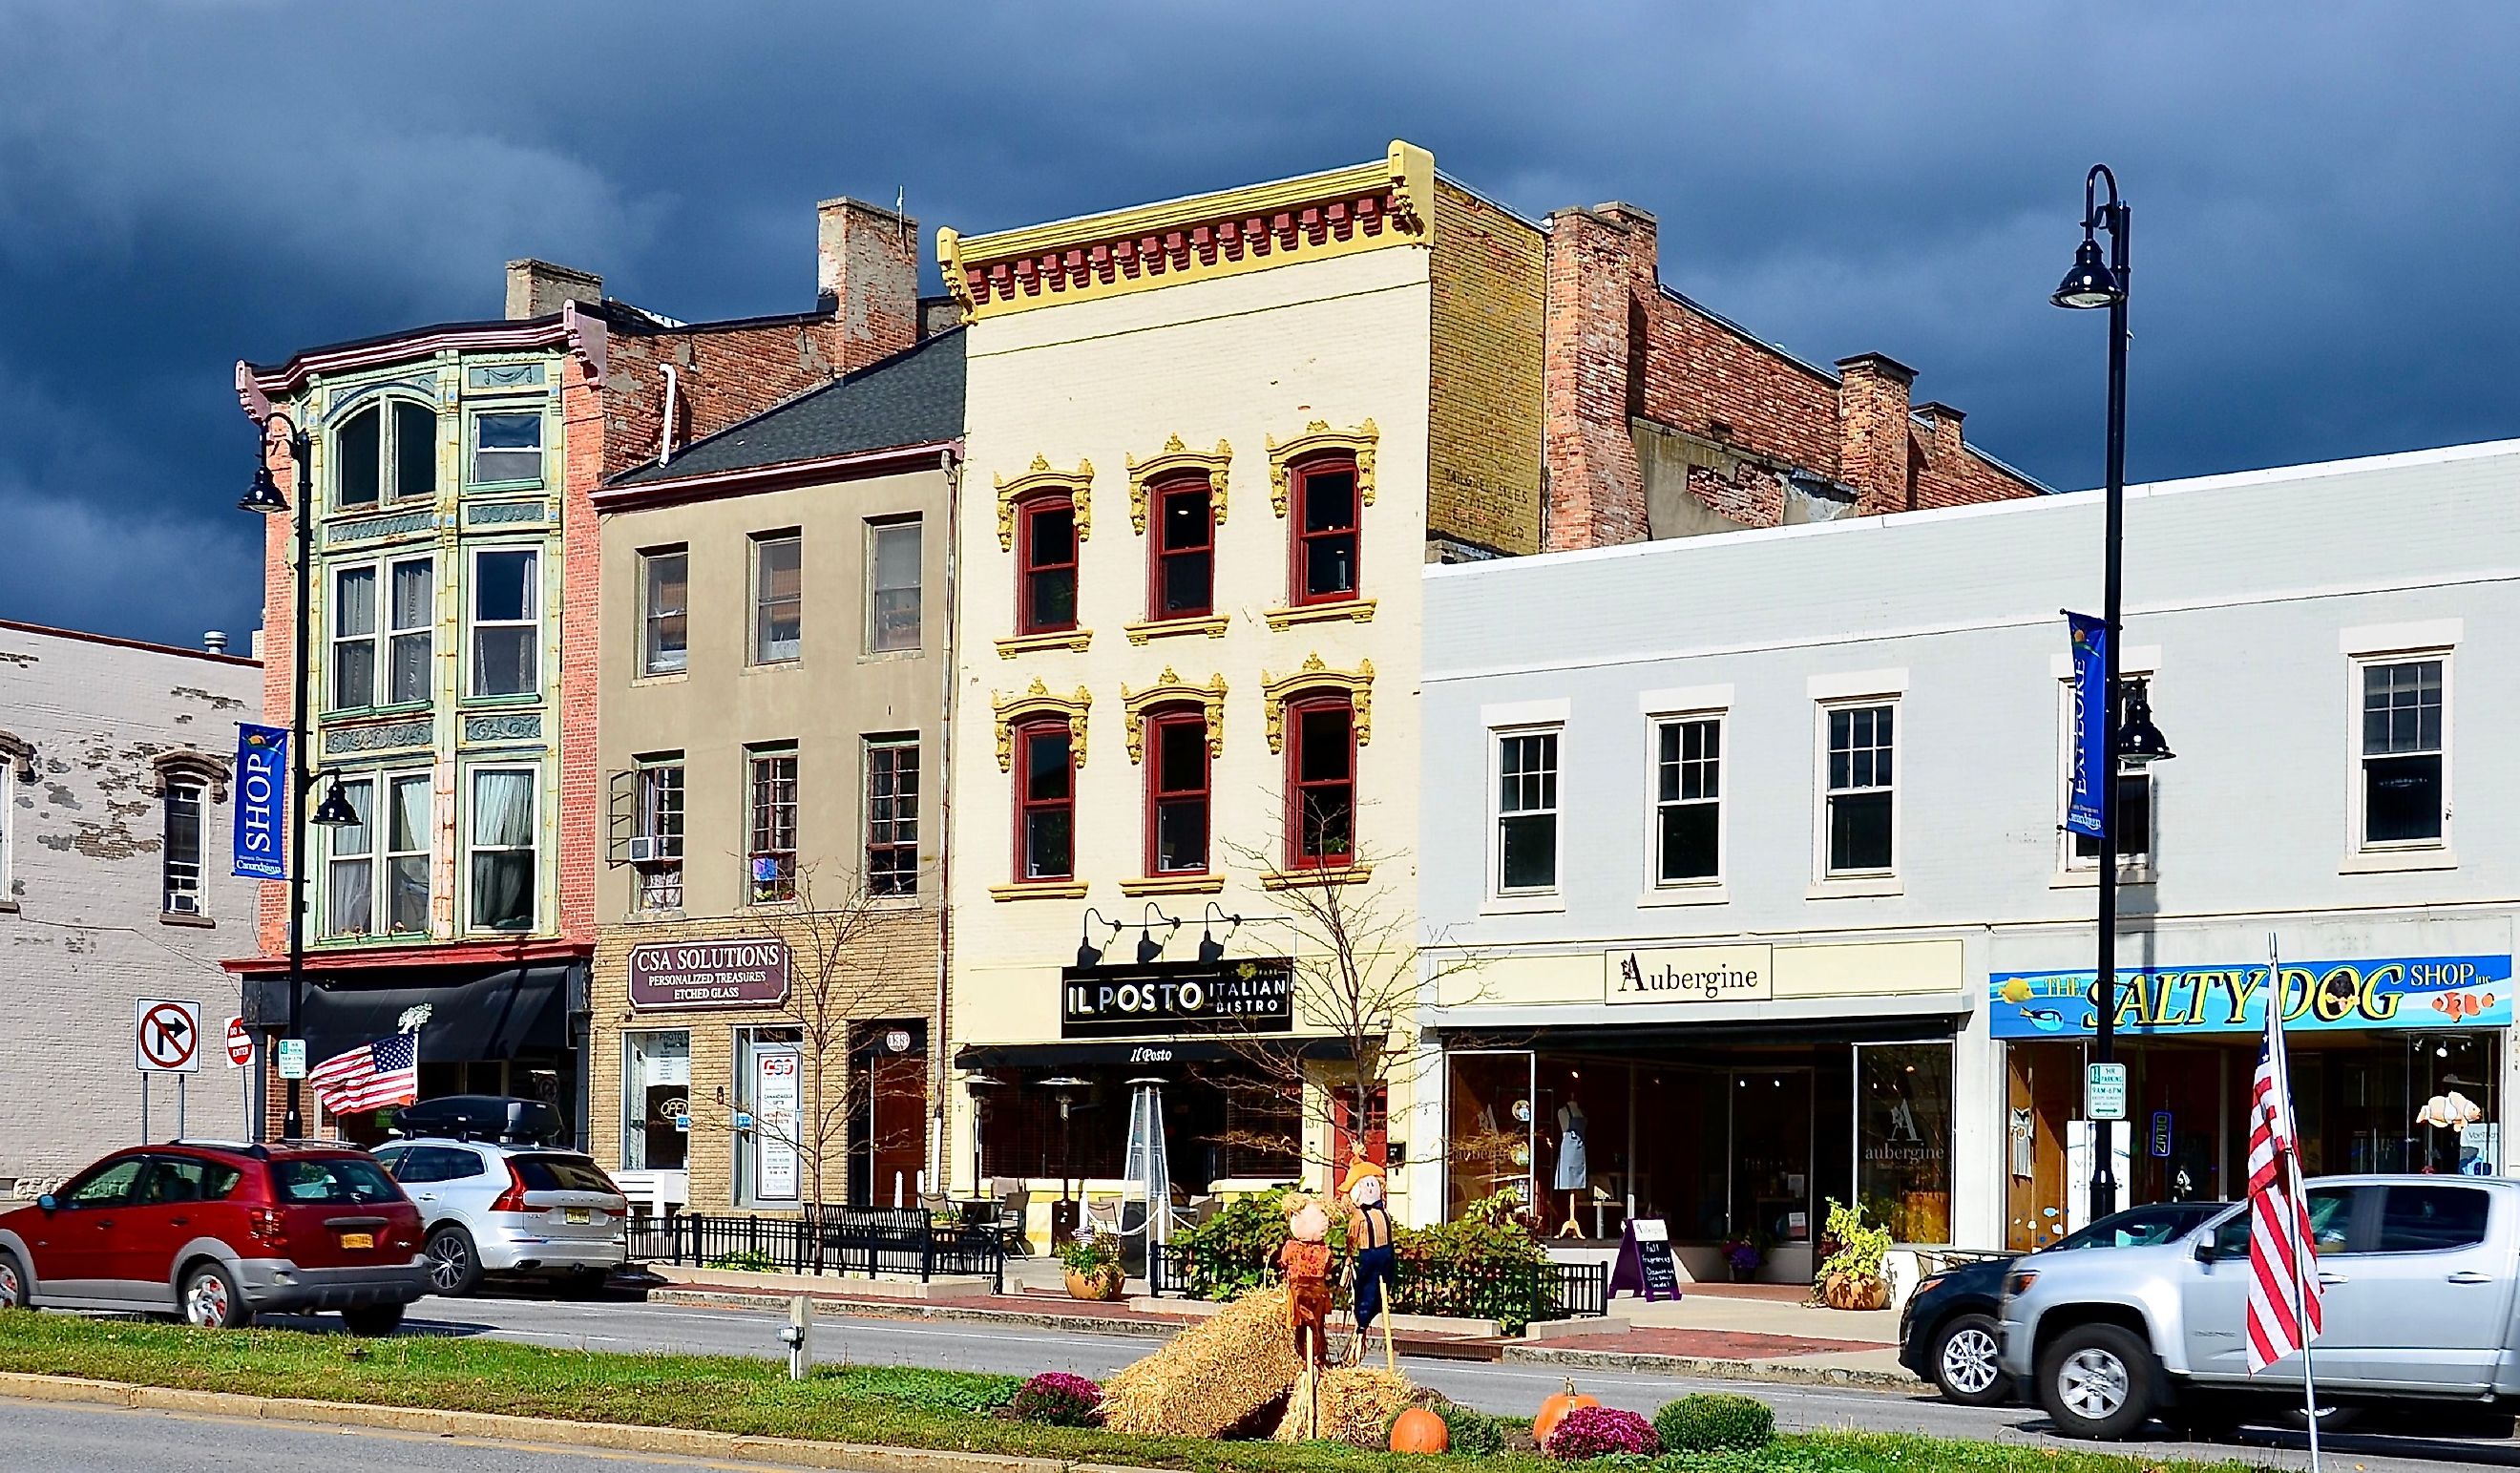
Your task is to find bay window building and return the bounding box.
[1421,438,2520,1273]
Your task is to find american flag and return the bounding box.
[308,1030,420,1117]
[2245,964,2322,1376]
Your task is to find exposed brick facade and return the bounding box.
[1426,182,1546,558]
[1541,202,2039,550]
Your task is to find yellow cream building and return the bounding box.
[940,143,1546,1236]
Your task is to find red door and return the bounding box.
[1332,1085,1390,1169]
[867,1048,928,1208]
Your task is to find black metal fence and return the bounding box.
[630,1210,1004,1293]
[1149,1243,1606,1332]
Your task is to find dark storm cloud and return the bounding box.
[3,1,2515,646]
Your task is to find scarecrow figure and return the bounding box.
[1277,1192,1336,1439]
[1340,1153,1398,1370]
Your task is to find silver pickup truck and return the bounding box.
[1998,1174,2520,1440]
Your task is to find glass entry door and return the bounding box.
[1446,1050,1535,1220]
[1728,1067,1814,1246]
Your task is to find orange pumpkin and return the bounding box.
[1534,1380,1600,1446]
[1390,1406,1450,1454]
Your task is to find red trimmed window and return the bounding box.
[1149,476,1215,620]
[1017,494,1078,635]
[1014,720,1075,881]
[1286,695,1355,868]
[1145,709,1210,875]
[1331,1084,1390,1168]
[1291,455,1360,605]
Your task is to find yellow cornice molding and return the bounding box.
[1264,598,1376,631]
[995,629,1094,659]
[1121,873,1227,896]
[991,677,1092,771]
[1124,613,1230,645]
[1125,435,1231,535]
[1260,863,1375,892]
[991,880,1090,902]
[1261,653,1375,753]
[1266,419,1377,517]
[1121,668,1227,764]
[994,454,1093,551]
[940,142,1435,321]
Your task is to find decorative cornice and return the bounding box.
[1262,653,1375,753]
[323,719,433,756]
[0,730,33,783]
[995,455,1093,551]
[145,749,233,804]
[991,678,1091,771]
[326,510,439,547]
[462,713,543,743]
[996,629,1094,659]
[1121,669,1227,764]
[1264,598,1377,631]
[940,141,1435,320]
[1125,435,1231,535]
[1266,419,1377,516]
[1261,863,1375,892]
[1124,613,1230,645]
[991,880,1091,902]
[1121,874,1226,896]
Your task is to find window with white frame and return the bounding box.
[471,411,544,485]
[1822,703,1897,875]
[468,767,537,932]
[1653,714,1722,884]
[746,747,798,902]
[2358,656,2446,848]
[866,737,917,896]
[161,782,204,915]
[470,548,539,697]
[2057,679,2152,871]
[333,399,438,510]
[384,773,430,934]
[635,759,684,910]
[386,558,433,704]
[867,519,920,654]
[751,534,802,664]
[324,777,376,937]
[333,557,432,709]
[1494,729,1560,894]
[640,548,688,677]
[324,772,430,937]
[329,564,377,711]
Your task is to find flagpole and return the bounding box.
[2272,934,2322,1473]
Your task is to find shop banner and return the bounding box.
[2063,612,2108,839]
[1990,954,2512,1039]
[232,724,288,880]
[1061,957,1294,1038]
[751,1048,802,1201]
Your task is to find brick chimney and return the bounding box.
[1542,201,1659,551]
[1835,352,1917,515]
[816,197,920,369]
[1916,399,1966,469]
[505,259,603,320]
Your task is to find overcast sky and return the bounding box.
[4,3,2515,649]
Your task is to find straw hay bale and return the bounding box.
[1102,1286,1304,1438]
[1271,1365,1416,1446]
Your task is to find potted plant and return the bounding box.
[1717,1236,1763,1283]
[1816,1198,1892,1311]
[1059,1231,1124,1301]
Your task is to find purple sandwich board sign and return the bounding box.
[1607,1216,1682,1302]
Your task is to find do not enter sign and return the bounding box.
[224,1016,253,1068]
[136,999,203,1074]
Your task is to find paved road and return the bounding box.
[229,1292,2520,1473]
[0,1398,852,1472]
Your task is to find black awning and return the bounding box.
[243,962,581,1063]
[953,1037,1354,1072]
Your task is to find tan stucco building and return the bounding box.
[586,327,962,1214]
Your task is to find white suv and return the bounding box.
[374,1134,629,1296]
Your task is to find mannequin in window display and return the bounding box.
[1554,1096,1588,1238]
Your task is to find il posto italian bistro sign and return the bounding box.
[1060,958,1296,1039]
[1988,954,2513,1039]
[629,938,792,1011]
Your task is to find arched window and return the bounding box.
[1016,490,1079,636]
[1012,717,1075,882]
[333,398,439,509]
[1289,453,1361,606]
[1284,694,1355,869]
[1146,474,1215,621]
[1143,705,1211,876]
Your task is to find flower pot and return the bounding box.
[1064,1265,1124,1301]
[1820,1271,1888,1311]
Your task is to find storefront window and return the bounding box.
[621,1031,691,1172]
[1445,1051,1535,1221]
[734,1026,804,1205]
[1856,1042,1952,1243]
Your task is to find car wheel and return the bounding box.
[1930,1313,2010,1405]
[0,1249,28,1309]
[340,1302,406,1336]
[180,1263,252,1330]
[425,1225,483,1296]
[2038,1322,2156,1441]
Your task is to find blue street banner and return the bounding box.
[2064,612,2108,838]
[232,724,288,881]
[1989,954,2513,1039]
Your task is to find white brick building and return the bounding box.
[1418,440,2519,1267]
[0,621,262,1189]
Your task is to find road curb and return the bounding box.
[1502,1343,1918,1391]
[0,1371,1077,1473]
[647,1287,1190,1339]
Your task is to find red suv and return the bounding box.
[0,1142,427,1332]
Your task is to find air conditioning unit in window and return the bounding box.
[166,893,200,915]
[626,835,664,865]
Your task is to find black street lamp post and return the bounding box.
[241,417,361,1140]
[2052,165,2173,1220]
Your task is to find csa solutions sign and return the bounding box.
[629,938,792,1011]
[1989,954,2512,1039]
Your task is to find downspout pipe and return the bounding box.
[658,364,680,467]
[934,444,961,1193]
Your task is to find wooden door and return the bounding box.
[2005,1042,2078,1251]
[865,1049,928,1209]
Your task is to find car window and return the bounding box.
[2378,1185,2490,1253]
[269,1156,403,1206]
[432,1147,488,1181]
[511,1153,619,1194]
[60,1158,147,1209]
[2209,1187,2362,1258]
[138,1157,241,1205]
[2051,1205,2214,1252]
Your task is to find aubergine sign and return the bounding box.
[1989,954,2511,1038]
[629,938,792,1010]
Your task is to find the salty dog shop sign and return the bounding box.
[1989,955,2512,1039]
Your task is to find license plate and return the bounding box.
[564,1208,591,1225]
[340,1231,375,1250]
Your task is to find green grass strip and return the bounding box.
[0,1312,2272,1473]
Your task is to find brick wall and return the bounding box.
[1426,182,1545,558]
